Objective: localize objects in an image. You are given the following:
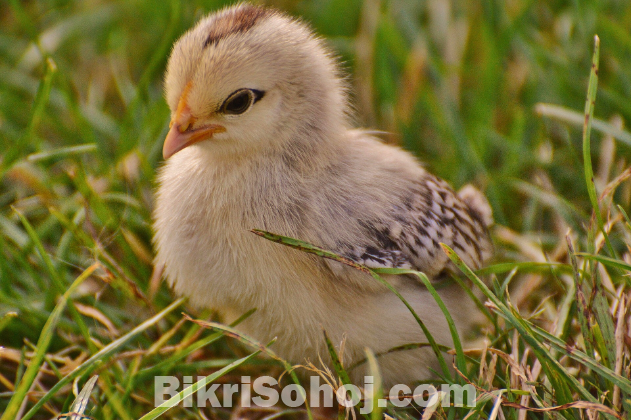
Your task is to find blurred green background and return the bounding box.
[3,0,631,232]
[1,0,630,418]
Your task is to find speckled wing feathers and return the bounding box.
[342,174,492,277]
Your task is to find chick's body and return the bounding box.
[154,4,492,386]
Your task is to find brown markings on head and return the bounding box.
[203,5,272,49]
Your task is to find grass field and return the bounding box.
[1,0,630,419]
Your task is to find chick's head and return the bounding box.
[162,4,348,160]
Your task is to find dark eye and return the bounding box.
[221,89,265,115]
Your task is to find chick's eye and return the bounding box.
[221,89,265,115]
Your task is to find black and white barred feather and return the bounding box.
[339,174,493,277]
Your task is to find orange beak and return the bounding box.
[163,82,226,159]
[162,121,226,159]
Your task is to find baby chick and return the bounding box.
[153,3,493,387]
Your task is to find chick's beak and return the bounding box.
[162,81,226,159]
[162,119,226,159]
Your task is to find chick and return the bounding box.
[153,3,493,387]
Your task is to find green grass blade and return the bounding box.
[476,261,573,276]
[591,288,618,374]
[567,236,596,360]
[371,268,452,379]
[252,229,452,380]
[0,263,97,420]
[13,206,60,292]
[26,143,98,162]
[14,207,97,353]
[322,329,353,386]
[440,243,612,408]
[251,229,370,273]
[576,252,631,272]
[582,35,615,258]
[617,205,631,231]
[525,321,631,395]
[20,297,186,420]
[183,315,314,420]
[365,348,384,420]
[26,57,57,148]
[137,352,261,420]
[374,267,467,380]
[535,103,631,147]
[135,309,256,381]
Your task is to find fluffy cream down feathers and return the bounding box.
[154,3,493,386]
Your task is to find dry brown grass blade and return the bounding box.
[599,167,631,203]
[501,400,623,419]
[181,314,274,356]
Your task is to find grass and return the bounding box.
[1,0,630,419]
